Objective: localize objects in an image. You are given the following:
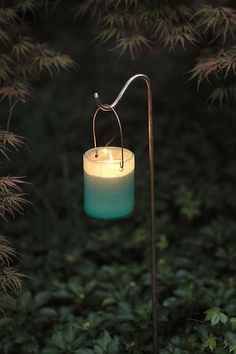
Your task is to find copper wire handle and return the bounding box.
[92,106,124,169]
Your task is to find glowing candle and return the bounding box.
[83,146,135,219]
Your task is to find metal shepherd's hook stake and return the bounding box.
[94,74,158,353]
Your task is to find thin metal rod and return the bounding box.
[92,106,124,169]
[94,74,157,353]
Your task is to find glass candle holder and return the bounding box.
[83,146,135,220]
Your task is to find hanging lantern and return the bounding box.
[83,107,135,220]
[83,74,157,353]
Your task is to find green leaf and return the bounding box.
[51,332,65,350]
[75,350,94,354]
[175,185,201,220]
[230,343,236,354]
[102,297,116,306]
[94,346,103,354]
[202,335,216,352]
[64,323,76,346]
[157,234,169,251]
[107,336,119,353]
[230,318,236,331]
[39,307,57,317]
[225,332,236,343]
[96,330,111,348]
[163,297,177,307]
[19,290,32,309]
[205,307,220,321]
[205,307,228,326]
[211,313,220,326]
[42,347,60,354]
[219,312,228,324]
[35,291,50,307]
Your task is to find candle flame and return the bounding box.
[102,148,114,162]
[109,152,114,162]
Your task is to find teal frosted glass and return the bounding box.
[84,171,134,220]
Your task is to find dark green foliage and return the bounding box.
[75,0,236,106]
[0,2,73,104]
[0,57,235,352]
[0,0,73,312]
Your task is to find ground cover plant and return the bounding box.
[0,1,236,353]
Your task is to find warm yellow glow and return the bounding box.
[84,146,135,178]
[102,148,114,162]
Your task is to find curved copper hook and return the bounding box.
[94,74,151,111]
